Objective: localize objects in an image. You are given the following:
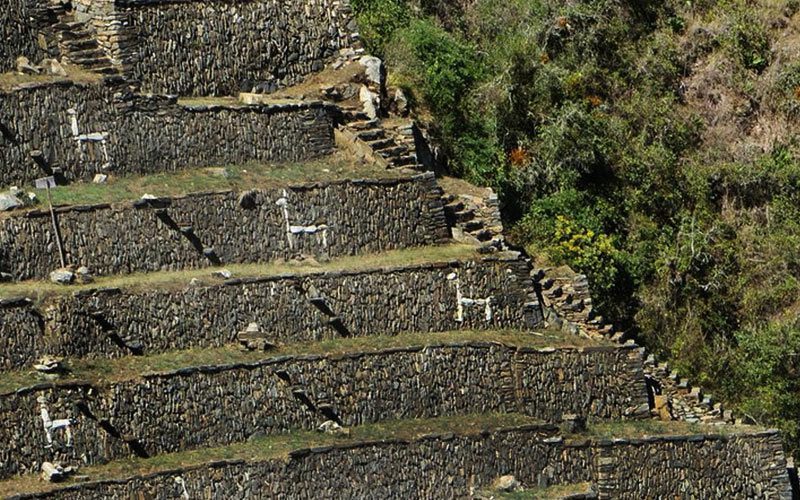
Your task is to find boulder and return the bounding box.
[42,58,67,77]
[0,193,23,211]
[34,356,64,373]
[360,85,379,120]
[41,462,75,482]
[49,268,75,285]
[317,420,349,435]
[358,56,383,86]
[212,269,232,279]
[492,475,520,493]
[75,266,93,284]
[16,56,40,75]
[93,174,108,184]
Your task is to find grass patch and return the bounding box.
[0,328,607,395]
[0,413,541,497]
[478,482,595,499]
[177,96,242,107]
[583,419,764,439]
[0,243,477,301]
[0,65,104,92]
[2,153,395,212]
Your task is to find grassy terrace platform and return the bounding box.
[0,328,606,395]
[0,244,478,300]
[481,482,595,499]
[1,153,398,216]
[0,413,543,497]
[0,413,765,498]
[0,67,105,92]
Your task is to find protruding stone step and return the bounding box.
[356,128,385,141]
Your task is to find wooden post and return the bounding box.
[36,176,66,268]
[46,184,66,268]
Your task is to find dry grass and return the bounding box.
[0,413,541,498]
[0,244,476,301]
[0,64,104,92]
[438,175,493,199]
[1,152,396,216]
[478,482,594,499]
[583,419,764,439]
[0,328,609,395]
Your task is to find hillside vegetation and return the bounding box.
[352,0,800,454]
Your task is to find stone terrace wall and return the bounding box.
[0,82,335,187]
[0,257,543,370]
[515,347,647,421]
[86,0,357,96]
[0,343,646,477]
[0,173,449,280]
[0,0,55,73]
[10,428,791,499]
[599,435,792,498]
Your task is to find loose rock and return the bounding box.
[0,193,23,211]
[49,268,75,285]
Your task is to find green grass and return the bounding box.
[583,419,764,439]
[0,244,477,301]
[178,96,308,107]
[477,482,595,499]
[0,328,607,395]
[3,153,395,210]
[0,413,542,497]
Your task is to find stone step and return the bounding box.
[356,128,385,141]
[67,48,106,59]
[60,38,97,50]
[347,119,378,130]
[444,201,465,213]
[376,145,409,158]
[366,138,395,150]
[451,209,477,223]
[56,27,93,40]
[390,154,417,167]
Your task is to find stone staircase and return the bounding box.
[0,2,795,498]
[533,266,735,425]
[442,188,505,247]
[53,16,115,74]
[336,116,419,169]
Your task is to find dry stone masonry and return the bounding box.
[0,81,336,187]
[7,425,792,499]
[0,342,647,478]
[0,256,543,370]
[0,0,797,497]
[0,173,449,280]
[74,0,358,96]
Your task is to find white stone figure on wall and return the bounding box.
[67,108,111,170]
[174,476,190,499]
[447,272,493,322]
[37,395,74,449]
[276,190,329,251]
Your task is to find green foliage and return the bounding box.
[350,0,411,57]
[723,324,800,442]
[353,0,800,454]
[550,215,621,295]
[724,8,771,72]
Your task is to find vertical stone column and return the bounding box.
[593,443,617,499]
